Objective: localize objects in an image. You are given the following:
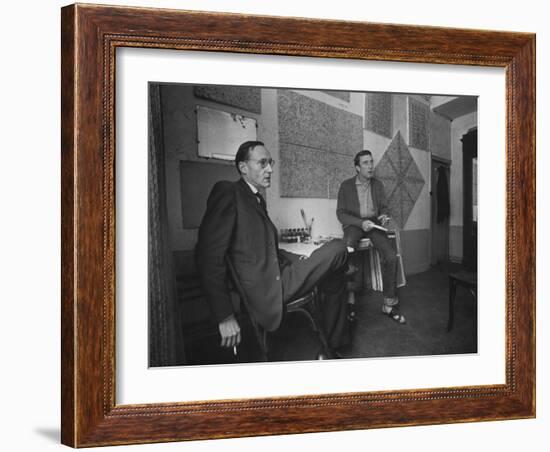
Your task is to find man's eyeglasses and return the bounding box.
[247,158,276,169]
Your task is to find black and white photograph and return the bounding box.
[148,83,478,367]
[3,0,545,450]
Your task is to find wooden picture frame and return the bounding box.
[61,3,535,447]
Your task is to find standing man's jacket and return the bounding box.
[196,178,294,332]
[336,176,389,229]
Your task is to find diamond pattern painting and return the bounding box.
[375,131,425,228]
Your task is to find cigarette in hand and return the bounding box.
[233,346,237,356]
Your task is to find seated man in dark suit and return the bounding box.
[196,141,351,357]
[336,150,406,324]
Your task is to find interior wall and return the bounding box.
[159,85,460,276]
[430,111,452,161]
[388,95,432,273]
[160,84,262,251]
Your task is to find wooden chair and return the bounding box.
[345,229,407,324]
[225,257,334,361]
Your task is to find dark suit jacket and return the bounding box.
[336,176,389,229]
[196,178,295,332]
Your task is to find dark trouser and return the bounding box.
[280,239,350,349]
[343,225,398,299]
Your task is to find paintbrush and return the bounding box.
[300,208,308,228]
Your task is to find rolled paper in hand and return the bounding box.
[372,224,388,232]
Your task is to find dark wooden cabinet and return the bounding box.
[462,129,478,271]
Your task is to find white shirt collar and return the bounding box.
[244,179,259,194]
[355,175,372,187]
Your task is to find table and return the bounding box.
[278,239,355,257]
[447,271,477,332]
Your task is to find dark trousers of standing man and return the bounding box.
[343,225,398,300]
[278,239,351,350]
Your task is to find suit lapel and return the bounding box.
[237,179,278,240]
[238,178,270,220]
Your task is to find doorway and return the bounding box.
[430,158,451,266]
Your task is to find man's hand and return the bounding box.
[218,315,241,348]
[377,214,390,226]
[362,220,375,232]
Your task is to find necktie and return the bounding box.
[255,192,267,213]
[255,191,278,249]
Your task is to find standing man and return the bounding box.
[336,150,406,324]
[197,141,351,357]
